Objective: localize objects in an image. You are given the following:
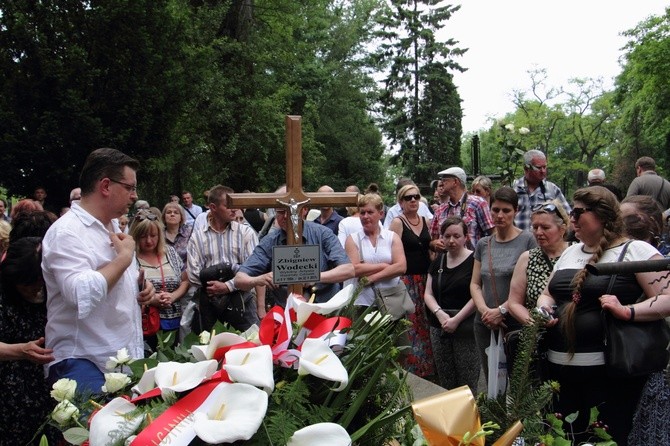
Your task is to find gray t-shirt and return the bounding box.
[474,231,537,310]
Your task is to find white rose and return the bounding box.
[106,347,133,370]
[101,373,131,394]
[50,378,77,402]
[518,127,530,135]
[51,400,80,426]
[504,123,515,132]
[199,330,211,345]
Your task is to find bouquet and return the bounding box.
[41,283,416,445]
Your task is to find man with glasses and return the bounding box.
[42,148,155,392]
[234,185,354,307]
[429,167,494,251]
[513,149,571,231]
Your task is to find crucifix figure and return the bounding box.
[228,115,359,297]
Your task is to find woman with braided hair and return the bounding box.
[536,186,670,445]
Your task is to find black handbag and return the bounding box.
[601,241,670,377]
[196,263,251,332]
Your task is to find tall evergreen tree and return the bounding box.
[373,0,464,186]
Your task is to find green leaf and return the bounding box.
[553,437,572,446]
[588,406,600,424]
[593,427,612,440]
[63,427,89,445]
[564,410,579,424]
[39,435,49,446]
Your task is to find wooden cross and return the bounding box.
[227,115,359,293]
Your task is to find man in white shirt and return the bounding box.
[42,148,155,393]
[182,190,203,225]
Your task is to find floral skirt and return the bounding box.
[399,274,435,377]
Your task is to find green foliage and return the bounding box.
[373,0,464,187]
[0,0,388,208]
[615,8,670,180]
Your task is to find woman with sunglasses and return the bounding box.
[470,187,536,379]
[508,200,569,324]
[536,186,670,445]
[130,211,189,351]
[389,184,434,378]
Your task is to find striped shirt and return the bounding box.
[187,212,259,291]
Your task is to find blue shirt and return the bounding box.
[239,221,351,305]
[315,210,344,235]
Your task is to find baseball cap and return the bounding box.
[438,167,467,185]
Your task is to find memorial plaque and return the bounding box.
[272,245,321,284]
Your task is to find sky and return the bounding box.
[444,1,669,133]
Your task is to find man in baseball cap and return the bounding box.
[429,166,494,251]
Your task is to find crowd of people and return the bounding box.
[1,149,670,445]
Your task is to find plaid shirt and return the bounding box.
[430,193,494,247]
[512,177,572,231]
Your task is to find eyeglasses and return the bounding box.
[569,207,592,220]
[110,179,138,192]
[402,194,421,202]
[526,164,547,172]
[134,210,157,222]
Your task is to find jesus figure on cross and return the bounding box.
[233,184,355,306]
[230,115,357,305]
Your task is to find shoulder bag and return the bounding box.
[358,233,414,320]
[602,241,670,377]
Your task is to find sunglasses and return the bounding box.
[532,203,557,213]
[134,210,158,222]
[402,194,421,202]
[569,207,592,220]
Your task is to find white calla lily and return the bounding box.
[89,397,143,446]
[190,332,248,361]
[298,338,348,391]
[224,345,274,393]
[192,382,268,444]
[154,360,218,395]
[131,366,156,396]
[288,422,352,446]
[292,283,354,325]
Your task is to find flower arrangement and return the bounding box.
[40,284,416,445]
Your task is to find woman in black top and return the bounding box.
[390,184,434,378]
[423,217,479,392]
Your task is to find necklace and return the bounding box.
[405,215,421,227]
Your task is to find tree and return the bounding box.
[373,0,464,187]
[615,8,670,180]
[0,0,200,207]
